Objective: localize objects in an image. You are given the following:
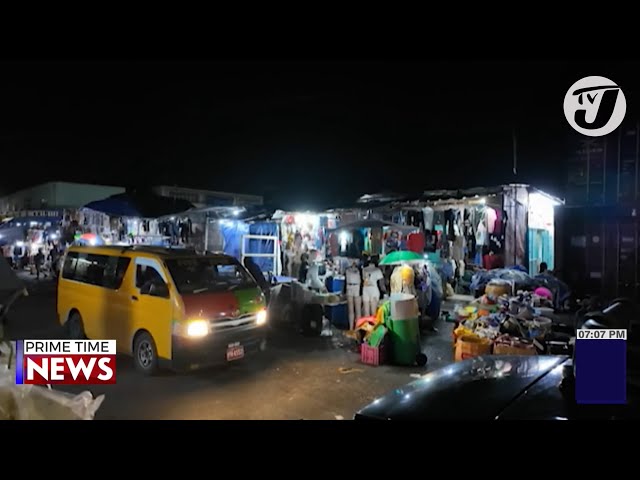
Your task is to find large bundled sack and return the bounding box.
[0,342,105,420]
[470,268,536,296]
[533,273,571,309]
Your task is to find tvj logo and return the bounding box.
[563,76,626,137]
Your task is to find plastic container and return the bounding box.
[324,302,348,329]
[325,276,345,294]
[454,335,492,361]
[525,317,553,339]
[389,317,421,365]
[387,294,421,366]
[361,343,386,366]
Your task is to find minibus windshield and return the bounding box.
[165,257,257,294]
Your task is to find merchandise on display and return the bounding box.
[390,264,415,296]
[362,263,383,317]
[306,262,326,291]
[451,286,565,362]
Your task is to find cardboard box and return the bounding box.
[493,342,537,356]
[455,335,492,361]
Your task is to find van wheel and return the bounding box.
[66,312,86,340]
[133,332,159,375]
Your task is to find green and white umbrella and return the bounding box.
[379,250,424,266]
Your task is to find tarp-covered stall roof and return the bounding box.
[83,192,194,218]
[170,205,274,222]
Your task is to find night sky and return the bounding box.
[1,60,639,209]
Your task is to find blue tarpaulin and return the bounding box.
[83,192,193,218]
[219,221,249,260]
[218,221,279,273]
[247,222,278,273]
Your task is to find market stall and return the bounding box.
[271,210,338,279]
[79,192,194,247]
[353,185,563,295]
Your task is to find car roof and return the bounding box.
[67,245,234,261]
[355,355,568,421]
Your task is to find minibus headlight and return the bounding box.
[256,309,267,326]
[187,320,209,338]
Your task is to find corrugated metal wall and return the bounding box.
[558,206,639,301]
[560,121,640,301]
[567,122,639,206]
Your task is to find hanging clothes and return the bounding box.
[451,235,465,262]
[493,209,503,234]
[363,229,371,253]
[444,209,456,240]
[485,207,498,234]
[464,209,476,258]
[370,227,383,255]
[328,233,339,257]
[347,230,365,258]
[454,209,464,237]
[475,221,488,247]
[385,231,401,253]
[406,210,424,228]
[422,207,435,232]
[407,232,426,253]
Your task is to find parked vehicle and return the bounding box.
[57,245,269,374]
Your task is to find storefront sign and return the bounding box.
[17,210,62,218]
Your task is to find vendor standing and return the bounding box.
[298,252,309,283]
[49,245,61,277]
[34,248,45,280]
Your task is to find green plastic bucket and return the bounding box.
[388,294,421,366]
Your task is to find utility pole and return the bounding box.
[512,128,518,176]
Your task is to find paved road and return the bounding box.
[4,275,454,420]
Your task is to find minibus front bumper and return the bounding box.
[167,323,268,371]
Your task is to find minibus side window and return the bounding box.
[135,264,168,297]
[62,252,79,279]
[62,252,131,290]
[72,254,105,286]
[103,257,132,290]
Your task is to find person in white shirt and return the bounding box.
[345,261,362,330]
[362,260,384,317]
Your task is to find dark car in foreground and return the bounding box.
[355,354,639,420]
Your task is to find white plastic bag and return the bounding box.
[0,341,105,420]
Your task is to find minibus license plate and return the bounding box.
[226,345,244,361]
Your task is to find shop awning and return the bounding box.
[83,193,194,218]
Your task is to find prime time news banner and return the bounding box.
[15,339,117,385]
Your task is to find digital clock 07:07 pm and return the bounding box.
[575,328,627,404]
[576,329,627,340]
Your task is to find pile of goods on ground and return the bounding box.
[349,294,427,368]
[470,268,571,310]
[452,287,571,361]
[0,341,105,420]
